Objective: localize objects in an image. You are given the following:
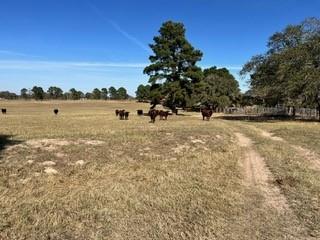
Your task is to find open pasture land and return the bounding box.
[0,101,319,239]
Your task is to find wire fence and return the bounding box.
[224,106,320,120]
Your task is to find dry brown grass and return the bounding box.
[0,101,318,239]
[223,120,320,238]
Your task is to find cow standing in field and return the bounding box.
[201,108,213,121]
[118,110,125,120]
[124,111,130,120]
[1,108,7,114]
[148,109,158,123]
[159,110,169,120]
[115,109,120,116]
[137,110,143,116]
[53,109,59,115]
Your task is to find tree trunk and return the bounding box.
[150,103,157,109]
[287,106,290,115]
[292,106,296,118]
[317,103,320,122]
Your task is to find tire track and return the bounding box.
[235,132,290,212]
[255,128,320,171]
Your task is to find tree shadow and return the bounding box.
[0,135,23,158]
[216,115,320,123]
[176,113,193,117]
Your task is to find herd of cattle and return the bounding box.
[115,109,130,120]
[1,107,214,122]
[114,107,213,122]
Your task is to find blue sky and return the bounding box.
[1,0,319,95]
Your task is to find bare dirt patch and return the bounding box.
[27,139,71,151]
[4,138,105,154]
[77,140,105,145]
[260,130,284,141]
[55,152,67,158]
[172,143,191,154]
[189,137,206,144]
[75,160,86,166]
[44,167,58,175]
[41,161,56,166]
[235,132,290,212]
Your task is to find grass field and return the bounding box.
[0,101,319,239]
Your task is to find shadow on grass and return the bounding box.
[217,115,320,123]
[176,113,193,117]
[0,135,23,158]
[142,113,192,117]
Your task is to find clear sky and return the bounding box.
[1,0,319,95]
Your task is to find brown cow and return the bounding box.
[115,109,120,116]
[118,110,125,120]
[53,109,59,115]
[159,110,169,120]
[124,111,130,120]
[1,108,7,114]
[148,109,158,123]
[201,108,213,121]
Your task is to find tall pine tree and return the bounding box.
[144,21,203,111]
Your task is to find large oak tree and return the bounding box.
[241,17,320,119]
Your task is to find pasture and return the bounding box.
[0,101,319,239]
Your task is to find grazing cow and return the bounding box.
[53,109,59,115]
[118,110,125,120]
[148,109,158,123]
[124,111,130,120]
[159,110,169,120]
[1,108,7,114]
[201,108,213,121]
[115,109,120,116]
[137,109,143,116]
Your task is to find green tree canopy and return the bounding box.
[144,21,203,110]
[241,17,320,116]
[101,88,108,100]
[47,86,63,99]
[20,88,29,99]
[69,88,82,100]
[135,84,151,101]
[108,86,118,100]
[117,87,128,100]
[91,88,102,100]
[85,92,92,99]
[0,91,18,100]
[190,67,240,109]
[31,86,45,100]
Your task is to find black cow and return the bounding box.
[1,108,7,114]
[148,109,158,123]
[201,108,213,121]
[124,111,130,120]
[115,109,120,116]
[159,110,169,120]
[53,109,59,115]
[137,109,143,116]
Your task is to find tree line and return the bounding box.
[136,66,241,110]
[137,18,320,119]
[240,17,320,117]
[0,86,130,100]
